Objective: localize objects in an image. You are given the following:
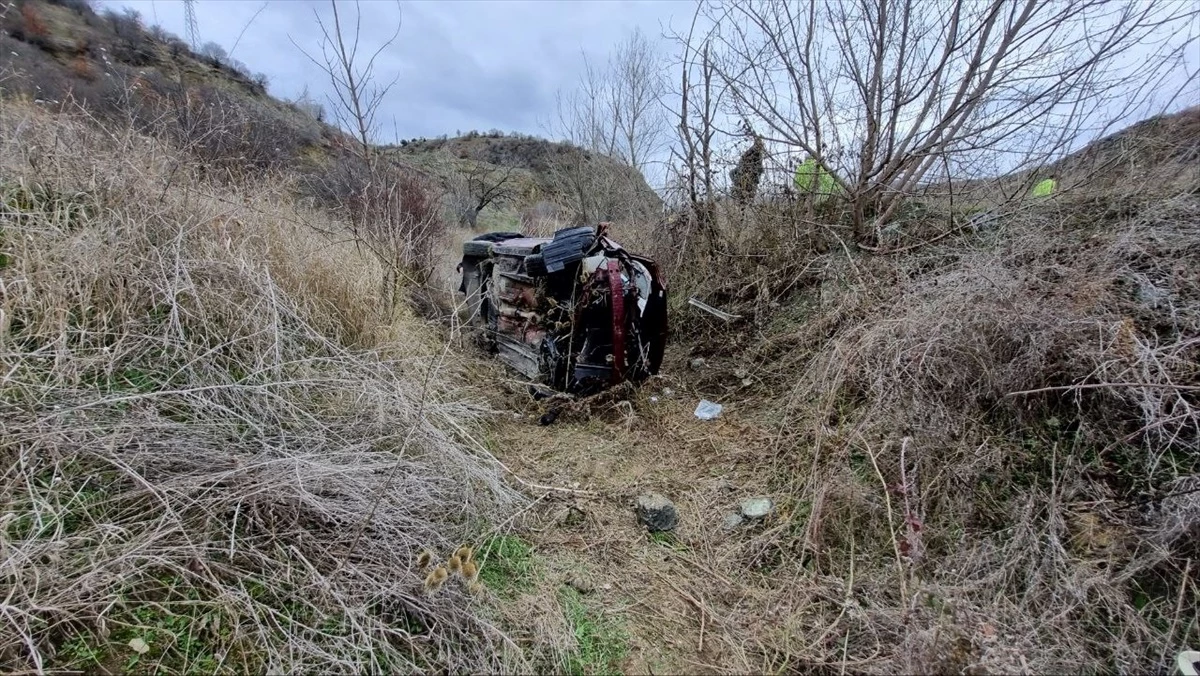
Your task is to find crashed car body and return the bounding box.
[458,224,667,394]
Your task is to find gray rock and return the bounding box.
[1136,279,1171,309]
[722,512,744,530]
[740,496,774,520]
[689,357,707,370]
[636,492,679,532]
[560,505,586,527]
[566,575,594,594]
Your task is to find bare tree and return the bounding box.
[610,29,669,174]
[555,28,668,174]
[448,161,519,228]
[555,56,615,161]
[666,14,724,256]
[696,0,1199,243]
[548,28,669,223]
[292,1,444,305]
[293,0,401,161]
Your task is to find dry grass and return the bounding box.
[6,55,1196,673]
[472,160,1199,672]
[717,192,1200,672]
[0,100,526,673]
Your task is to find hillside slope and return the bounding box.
[4,1,1197,673]
[390,133,662,227]
[0,0,660,230]
[1,0,336,173]
[0,95,531,672]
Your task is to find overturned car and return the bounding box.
[458,224,668,394]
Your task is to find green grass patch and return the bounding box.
[1,179,93,230]
[476,534,536,597]
[559,587,629,675]
[646,530,689,553]
[53,594,236,674]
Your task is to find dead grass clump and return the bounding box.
[722,194,1200,672]
[0,100,524,672]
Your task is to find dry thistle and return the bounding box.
[460,559,478,582]
[416,549,434,570]
[467,580,484,595]
[454,545,474,562]
[423,565,449,593]
[448,554,462,573]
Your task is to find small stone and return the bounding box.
[663,387,675,397]
[722,512,744,530]
[128,637,150,654]
[689,357,706,370]
[636,492,679,532]
[561,506,585,527]
[740,497,774,520]
[566,576,594,594]
[734,367,748,379]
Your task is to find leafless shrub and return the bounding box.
[0,99,523,673]
[305,154,447,304]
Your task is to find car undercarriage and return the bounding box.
[458,224,668,394]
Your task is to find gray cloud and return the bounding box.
[103,0,685,141]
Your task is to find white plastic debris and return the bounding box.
[694,399,723,420]
[1178,651,1199,676]
[688,296,741,321]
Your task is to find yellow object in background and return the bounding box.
[794,158,841,202]
[1031,178,1056,198]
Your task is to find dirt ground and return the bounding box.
[467,346,801,674]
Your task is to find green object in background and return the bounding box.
[1031,178,1056,198]
[794,158,840,202]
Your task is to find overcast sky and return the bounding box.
[99,0,688,142]
[94,0,1197,189]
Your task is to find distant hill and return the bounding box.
[1051,105,1200,194]
[387,133,662,228]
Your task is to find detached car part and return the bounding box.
[458,224,668,394]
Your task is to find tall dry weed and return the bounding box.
[0,100,524,672]
[718,194,1200,673]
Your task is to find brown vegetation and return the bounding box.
[479,155,1199,674]
[3,0,1198,672]
[0,97,524,673]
